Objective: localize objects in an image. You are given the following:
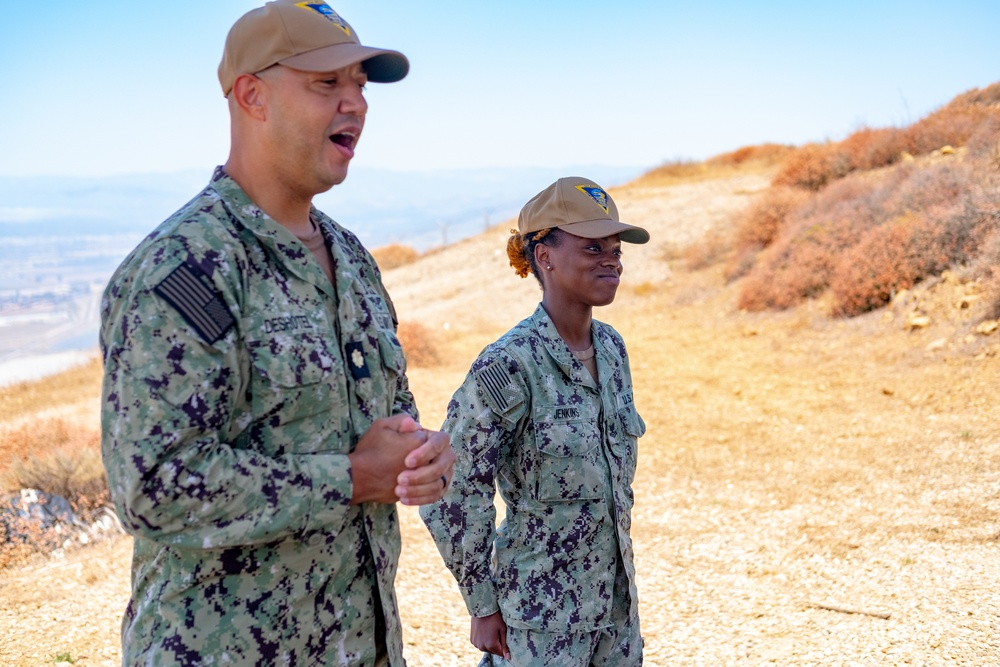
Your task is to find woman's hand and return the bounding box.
[471,611,510,660]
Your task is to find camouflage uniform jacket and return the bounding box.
[420,304,645,632]
[100,167,416,666]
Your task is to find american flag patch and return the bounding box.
[475,361,521,414]
[153,264,235,344]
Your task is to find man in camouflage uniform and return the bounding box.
[100,3,454,665]
[420,178,648,666]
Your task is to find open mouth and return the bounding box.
[330,132,356,150]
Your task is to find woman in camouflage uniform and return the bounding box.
[420,177,649,666]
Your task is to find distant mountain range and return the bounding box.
[0,165,647,252]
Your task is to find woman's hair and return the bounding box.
[506,227,564,282]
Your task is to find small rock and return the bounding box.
[926,338,946,352]
[976,320,998,335]
[906,314,931,330]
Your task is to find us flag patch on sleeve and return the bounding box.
[474,360,523,415]
[153,264,235,344]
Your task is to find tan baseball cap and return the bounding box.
[518,177,650,244]
[218,1,409,96]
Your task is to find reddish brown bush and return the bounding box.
[737,148,999,314]
[395,321,440,368]
[839,127,908,172]
[771,82,1000,193]
[707,143,795,168]
[772,142,852,191]
[371,243,421,271]
[829,214,949,316]
[733,186,811,251]
[737,217,851,311]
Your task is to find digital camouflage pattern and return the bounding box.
[477,585,642,667]
[100,167,416,666]
[420,305,645,644]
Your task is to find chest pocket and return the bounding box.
[532,404,606,502]
[245,332,347,448]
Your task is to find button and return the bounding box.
[307,534,323,547]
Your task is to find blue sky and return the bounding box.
[1,1,998,178]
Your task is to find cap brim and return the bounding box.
[557,219,650,244]
[279,44,409,82]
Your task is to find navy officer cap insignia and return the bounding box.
[576,185,610,213]
[153,263,235,344]
[345,341,371,380]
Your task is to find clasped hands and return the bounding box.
[349,414,455,506]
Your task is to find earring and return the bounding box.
[546,265,553,270]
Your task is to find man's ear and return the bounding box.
[230,73,267,120]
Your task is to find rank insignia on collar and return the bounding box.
[576,185,610,213]
[344,341,371,380]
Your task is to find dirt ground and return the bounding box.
[2,172,999,666]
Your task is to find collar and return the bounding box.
[528,304,621,390]
[209,167,334,299]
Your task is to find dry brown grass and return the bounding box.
[0,356,101,423]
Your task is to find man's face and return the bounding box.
[257,62,368,197]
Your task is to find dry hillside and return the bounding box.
[2,167,999,666]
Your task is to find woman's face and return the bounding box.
[538,232,623,307]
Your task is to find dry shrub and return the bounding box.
[737,219,848,311]
[733,186,811,252]
[739,152,999,314]
[707,143,796,168]
[641,159,710,183]
[683,228,732,271]
[0,419,108,569]
[771,82,1000,193]
[396,321,440,368]
[840,127,908,172]
[772,142,851,190]
[904,104,999,156]
[372,243,421,271]
[1,418,106,509]
[829,213,949,316]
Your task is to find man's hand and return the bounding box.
[394,422,454,506]
[349,414,454,506]
[471,611,510,660]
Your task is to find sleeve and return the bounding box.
[419,351,527,618]
[100,240,355,550]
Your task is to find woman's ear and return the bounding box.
[534,243,550,270]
